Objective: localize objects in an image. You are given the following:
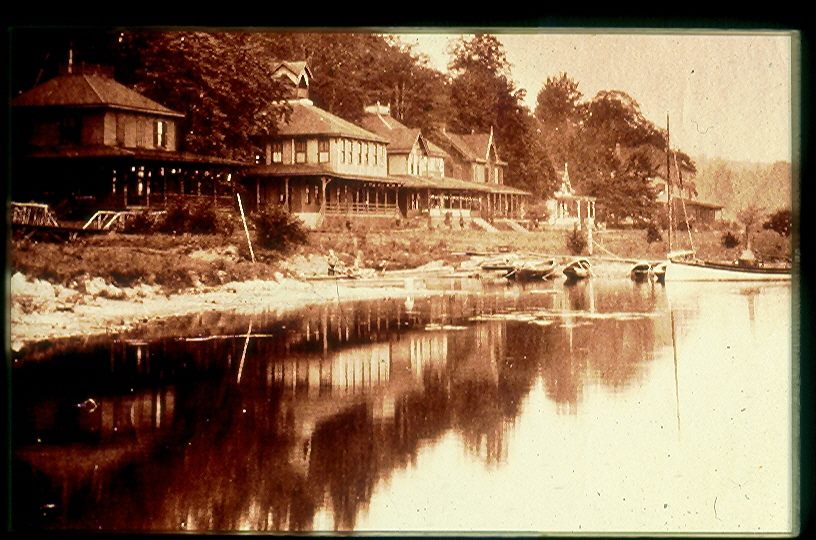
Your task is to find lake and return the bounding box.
[9,278,794,534]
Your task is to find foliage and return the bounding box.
[645,223,662,243]
[253,206,308,252]
[447,34,557,196]
[752,230,791,262]
[721,231,740,249]
[566,226,587,255]
[158,198,231,235]
[763,208,792,237]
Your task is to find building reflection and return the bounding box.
[12,284,669,531]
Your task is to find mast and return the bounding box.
[666,113,673,253]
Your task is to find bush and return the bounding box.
[645,223,662,243]
[253,206,308,252]
[566,226,587,255]
[158,198,226,235]
[753,230,791,262]
[721,231,740,249]
[444,211,452,229]
[121,210,157,234]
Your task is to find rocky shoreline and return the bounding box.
[9,271,435,352]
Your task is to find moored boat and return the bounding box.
[630,261,666,282]
[563,258,591,280]
[508,259,557,281]
[664,258,791,282]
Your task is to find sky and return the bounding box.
[395,31,794,164]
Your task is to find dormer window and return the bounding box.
[272,142,283,163]
[295,140,307,163]
[154,120,168,149]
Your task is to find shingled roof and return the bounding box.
[277,102,388,143]
[12,73,184,118]
[432,128,507,165]
[360,111,448,157]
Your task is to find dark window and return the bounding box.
[295,140,307,163]
[272,142,283,163]
[59,116,81,145]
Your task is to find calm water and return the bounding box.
[10,279,794,533]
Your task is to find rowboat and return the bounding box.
[563,258,591,280]
[480,255,519,272]
[507,259,557,281]
[630,261,666,282]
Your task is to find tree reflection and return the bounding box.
[12,285,669,531]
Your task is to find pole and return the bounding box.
[666,113,673,253]
[236,193,255,263]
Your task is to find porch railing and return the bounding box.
[11,202,60,227]
[323,201,399,216]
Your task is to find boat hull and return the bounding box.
[665,260,791,282]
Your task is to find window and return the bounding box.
[272,142,283,163]
[154,120,168,148]
[58,116,81,145]
[364,143,369,165]
[374,144,378,165]
[357,141,362,164]
[295,140,307,163]
[318,139,330,163]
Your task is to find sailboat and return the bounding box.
[662,116,791,282]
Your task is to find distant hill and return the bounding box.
[690,156,792,221]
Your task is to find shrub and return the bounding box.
[753,230,791,262]
[763,208,792,237]
[566,226,587,255]
[645,223,662,243]
[158,198,223,235]
[444,211,452,229]
[253,206,308,252]
[721,231,740,249]
[121,210,157,234]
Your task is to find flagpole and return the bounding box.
[666,113,673,253]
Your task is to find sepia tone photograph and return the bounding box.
[7,27,798,534]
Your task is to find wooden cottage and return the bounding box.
[425,125,529,221]
[545,163,597,229]
[11,64,246,221]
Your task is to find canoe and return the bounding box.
[630,261,666,282]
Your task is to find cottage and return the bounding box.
[426,125,529,221]
[11,64,244,221]
[246,62,529,229]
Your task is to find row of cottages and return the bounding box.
[244,61,529,228]
[10,64,243,222]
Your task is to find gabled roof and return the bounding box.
[12,73,184,118]
[432,129,505,165]
[272,61,314,85]
[360,111,450,158]
[275,102,388,143]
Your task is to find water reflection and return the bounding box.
[11,279,790,533]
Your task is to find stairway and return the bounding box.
[470,217,500,233]
[499,219,530,234]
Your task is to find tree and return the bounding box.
[448,34,555,195]
[763,208,792,237]
[535,73,583,132]
[737,204,766,249]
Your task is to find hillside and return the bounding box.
[691,156,792,221]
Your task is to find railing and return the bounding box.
[11,202,60,227]
[83,209,166,231]
[324,202,399,216]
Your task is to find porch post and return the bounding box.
[256,178,260,209]
[162,168,167,207]
[577,199,582,229]
[284,177,290,211]
[320,176,328,215]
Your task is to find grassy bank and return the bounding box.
[11,225,788,293]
